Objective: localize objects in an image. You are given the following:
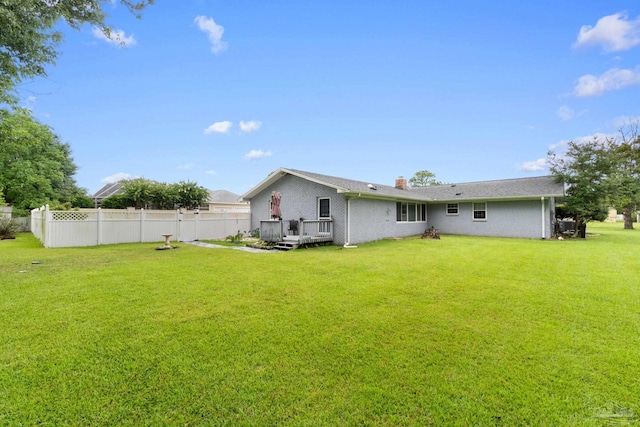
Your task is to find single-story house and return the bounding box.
[206,190,250,213]
[92,182,124,207]
[242,168,565,246]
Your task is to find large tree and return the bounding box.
[607,124,640,229]
[547,136,616,237]
[0,109,89,215]
[174,180,209,210]
[408,170,442,187]
[0,0,152,104]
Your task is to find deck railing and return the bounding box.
[300,220,333,243]
[260,219,333,243]
[260,220,284,242]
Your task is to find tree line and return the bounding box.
[101,179,209,210]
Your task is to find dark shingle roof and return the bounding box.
[243,168,564,202]
[285,169,424,200]
[410,176,565,201]
[92,182,124,199]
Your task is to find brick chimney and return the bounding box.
[395,176,408,190]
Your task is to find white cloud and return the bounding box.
[101,172,137,183]
[244,149,272,160]
[574,12,640,52]
[239,120,262,133]
[519,158,548,172]
[177,163,195,170]
[612,115,640,128]
[92,27,137,47]
[574,67,640,97]
[194,15,228,54]
[23,96,37,111]
[556,105,574,121]
[204,170,217,175]
[548,132,615,153]
[204,121,233,134]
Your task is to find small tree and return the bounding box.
[408,170,442,187]
[151,182,178,210]
[175,181,209,210]
[121,178,156,209]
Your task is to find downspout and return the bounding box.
[343,196,357,248]
[541,197,545,239]
[346,197,350,244]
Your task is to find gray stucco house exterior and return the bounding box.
[242,168,565,245]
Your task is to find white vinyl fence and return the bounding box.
[31,206,251,248]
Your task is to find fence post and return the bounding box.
[195,208,200,241]
[44,205,51,248]
[176,209,181,242]
[30,208,35,236]
[97,208,102,246]
[140,208,145,243]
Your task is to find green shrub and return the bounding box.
[100,194,133,209]
[0,217,18,239]
[225,230,244,243]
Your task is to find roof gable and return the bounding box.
[242,168,425,202]
[93,182,123,199]
[207,189,244,203]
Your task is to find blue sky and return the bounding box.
[18,1,640,195]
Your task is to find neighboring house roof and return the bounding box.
[207,190,245,204]
[242,168,564,203]
[93,182,124,200]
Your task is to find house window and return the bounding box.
[473,202,487,220]
[318,198,330,219]
[396,202,427,222]
[446,203,459,215]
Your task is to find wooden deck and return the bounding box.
[274,234,333,251]
[261,219,333,250]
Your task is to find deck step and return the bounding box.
[275,241,299,251]
[274,235,300,250]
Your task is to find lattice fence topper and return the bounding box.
[145,212,179,220]
[101,211,140,220]
[51,211,94,221]
[199,211,247,219]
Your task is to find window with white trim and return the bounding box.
[473,202,487,220]
[396,202,426,222]
[446,203,459,215]
[318,197,331,219]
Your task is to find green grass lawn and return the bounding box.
[1,223,639,425]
